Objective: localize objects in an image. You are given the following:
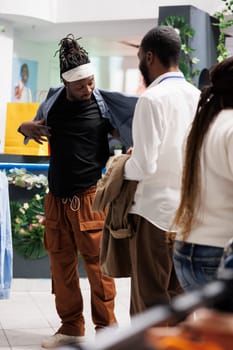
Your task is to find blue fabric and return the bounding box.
[25,87,138,150]
[173,240,223,292]
[0,171,13,299]
[97,89,138,149]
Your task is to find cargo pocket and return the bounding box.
[78,190,106,232]
[44,219,62,253]
[77,190,107,256]
[44,193,63,253]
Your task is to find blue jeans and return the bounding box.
[173,241,223,292]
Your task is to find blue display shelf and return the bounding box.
[0,162,49,171]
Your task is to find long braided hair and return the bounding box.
[172,56,233,239]
[54,33,90,81]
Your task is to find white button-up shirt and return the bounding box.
[124,72,200,230]
[179,109,233,248]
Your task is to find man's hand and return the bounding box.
[126,147,133,155]
[19,119,51,144]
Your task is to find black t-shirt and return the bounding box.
[47,91,113,197]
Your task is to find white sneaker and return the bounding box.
[41,333,85,349]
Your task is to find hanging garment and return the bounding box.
[0,171,13,299]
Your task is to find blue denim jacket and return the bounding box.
[0,171,13,299]
[24,87,138,149]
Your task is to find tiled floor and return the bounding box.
[0,278,131,349]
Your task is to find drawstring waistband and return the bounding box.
[62,196,80,211]
[61,186,96,212]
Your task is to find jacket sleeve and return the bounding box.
[99,89,138,149]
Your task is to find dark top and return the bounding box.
[47,90,113,198]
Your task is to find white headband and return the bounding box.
[62,62,94,82]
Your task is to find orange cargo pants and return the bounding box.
[44,187,117,336]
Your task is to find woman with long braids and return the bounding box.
[18,34,137,348]
[172,56,233,291]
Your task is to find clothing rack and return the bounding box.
[0,171,13,299]
[68,268,233,350]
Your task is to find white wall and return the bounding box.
[0,0,224,23]
[0,0,55,22]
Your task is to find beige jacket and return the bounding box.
[93,154,138,277]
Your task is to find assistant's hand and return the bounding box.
[126,146,133,155]
[19,119,51,144]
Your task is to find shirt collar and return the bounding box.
[149,71,185,88]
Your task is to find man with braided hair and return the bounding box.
[18,34,137,349]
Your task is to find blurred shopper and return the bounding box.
[147,308,233,350]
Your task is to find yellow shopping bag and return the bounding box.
[4,102,49,156]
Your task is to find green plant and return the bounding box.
[10,190,47,259]
[7,168,48,259]
[114,143,123,150]
[214,0,233,62]
[109,142,123,155]
[161,15,199,83]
